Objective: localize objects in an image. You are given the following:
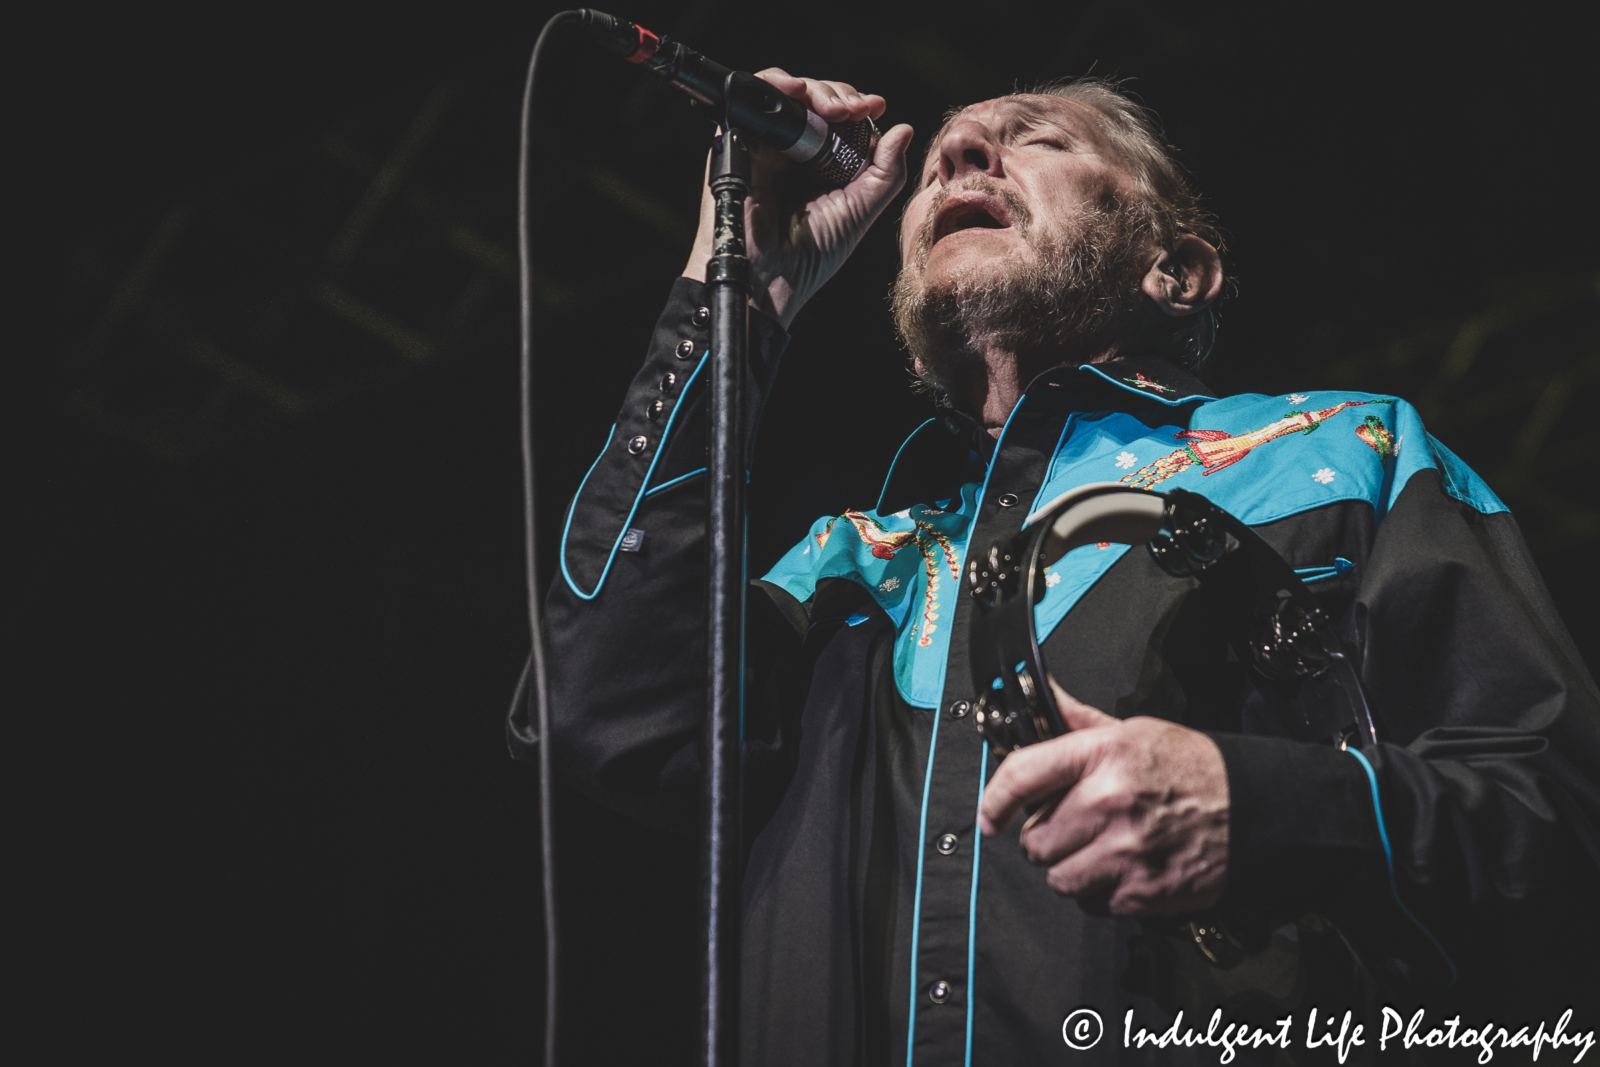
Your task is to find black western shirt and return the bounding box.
[513,279,1600,1065]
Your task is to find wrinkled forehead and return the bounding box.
[918,94,1117,173]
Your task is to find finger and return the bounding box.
[978,730,1101,836]
[1018,794,1060,841]
[830,87,885,121]
[755,68,881,122]
[1017,779,1113,867]
[1045,837,1127,904]
[1050,677,1117,732]
[872,122,914,176]
[806,80,858,121]
[754,67,803,95]
[803,79,882,120]
[754,67,845,116]
[850,122,914,198]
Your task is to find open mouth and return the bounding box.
[931,193,1014,244]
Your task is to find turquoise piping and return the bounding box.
[904,700,942,1067]
[559,354,708,599]
[1295,558,1355,584]
[906,396,1026,1065]
[876,418,939,509]
[1345,747,1458,985]
[1078,363,1210,408]
[963,744,989,1067]
[643,467,707,498]
[1295,566,1339,583]
[1032,412,1076,515]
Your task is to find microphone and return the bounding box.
[578,9,879,188]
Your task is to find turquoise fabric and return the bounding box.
[760,388,1508,709]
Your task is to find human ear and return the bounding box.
[1140,234,1223,316]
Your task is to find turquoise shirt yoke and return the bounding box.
[760,388,1506,709]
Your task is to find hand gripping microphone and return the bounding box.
[578,9,880,188]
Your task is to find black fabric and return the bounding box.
[517,281,1600,1064]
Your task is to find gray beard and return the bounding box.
[892,188,1150,399]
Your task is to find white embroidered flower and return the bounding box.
[891,509,911,519]
[1313,468,1337,485]
[1114,451,1138,470]
[1045,572,1062,588]
[1288,393,1310,405]
[878,577,901,593]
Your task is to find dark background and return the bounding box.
[36,1,1595,1060]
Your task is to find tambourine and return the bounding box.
[966,483,1381,973]
[966,482,1378,760]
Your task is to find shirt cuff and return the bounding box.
[1207,731,1388,915]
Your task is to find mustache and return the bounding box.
[912,176,1034,264]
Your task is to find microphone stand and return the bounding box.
[701,91,750,1067]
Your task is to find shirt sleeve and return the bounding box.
[1210,466,1600,991]
[507,277,801,833]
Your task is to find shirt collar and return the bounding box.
[875,356,1214,514]
[1039,353,1216,407]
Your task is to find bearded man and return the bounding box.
[515,71,1600,1064]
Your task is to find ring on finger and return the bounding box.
[1018,796,1063,865]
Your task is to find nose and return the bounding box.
[936,117,1002,182]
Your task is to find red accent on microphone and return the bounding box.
[625,25,661,63]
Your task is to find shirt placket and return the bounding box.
[905,394,1065,1066]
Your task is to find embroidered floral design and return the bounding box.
[1124,372,1175,394]
[819,510,962,647]
[1114,451,1138,469]
[1355,414,1397,459]
[1119,399,1389,489]
[1313,468,1337,485]
[1288,393,1309,405]
[814,511,907,559]
[913,524,961,646]
[1045,571,1062,588]
[878,577,901,593]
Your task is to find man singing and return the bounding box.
[514,71,1600,1064]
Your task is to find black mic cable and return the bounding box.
[518,12,581,1067]
[518,12,881,1066]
